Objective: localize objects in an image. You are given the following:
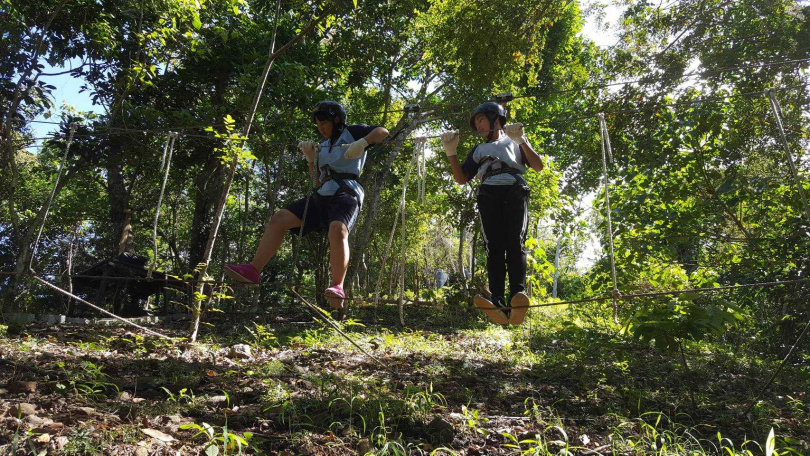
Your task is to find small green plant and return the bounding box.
[7,424,47,456]
[55,360,119,399]
[404,383,446,419]
[460,405,488,436]
[622,294,744,352]
[160,386,197,404]
[180,421,254,456]
[62,428,103,456]
[244,323,277,348]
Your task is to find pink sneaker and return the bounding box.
[324,284,346,310]
[223,263,260,285]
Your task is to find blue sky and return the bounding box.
[31,58,97,139]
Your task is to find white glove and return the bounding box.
[441,130,459,157]
[504,123,527,145]
[298,141,320,163]
[344,137,368,159]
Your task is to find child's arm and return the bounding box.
[345,126,390,159]
[365,126,389,144]
[504,123,543,172]
[441,131,473,185]
[520,142,543,172]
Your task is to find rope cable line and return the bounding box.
[28,122,78,271]
[397,139,427,326]
[147,132,178,279]
[30,275,173,339]
[14,80,809,150]
[373,139,422,311]
[24,122,174,339]
[191,0,287,341]
[766,89,810,226]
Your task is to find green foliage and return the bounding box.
[180,421,255,456]
[62,428,103,456]
[244,323,277,348]
[623,295,745,351]
[55,359,120,399]
[160,386,198,404]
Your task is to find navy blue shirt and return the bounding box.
[329,124,377,143]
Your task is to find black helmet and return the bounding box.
[312,101,347,124]
[469,102,507,131]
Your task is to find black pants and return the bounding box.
[477,182,529,303]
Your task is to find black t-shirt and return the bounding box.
[331,124,378,143]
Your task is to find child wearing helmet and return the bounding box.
[225,101,389,309]
[441,102,543,325]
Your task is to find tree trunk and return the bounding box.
[64,224,79,313]
[1,0,68,220]
[458,224,466,279]
[552,236,562,299]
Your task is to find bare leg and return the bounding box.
[250,209,302,271]
[327,221,350,286]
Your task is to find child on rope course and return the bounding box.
[441,102,543,325]
[225,101,389,309]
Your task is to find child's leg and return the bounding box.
[251,209,303,271]
[323,192,359,311]
[324,191,359,288]
[504,184,530,298]
[477,185,507,301]
[504,183,530,325]
[327,221,350,286]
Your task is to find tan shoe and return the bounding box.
[474,295,509,325]
[508,292,530,325]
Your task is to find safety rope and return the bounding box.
[597,113,621,323]
[741,313,810,417]
[191,0,297,342]
[288,287,391,371]
[765,89,810,226]
[373,140,422,309]
[18,83,809,149]
[147,132,178,279]
[739,90,810,417]
[292,149,316,286]
[30,275,173,339]
[397,141,426,325]
[417,142,426,202]
[29,123,78,271]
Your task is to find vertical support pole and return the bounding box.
[597,113,621,323]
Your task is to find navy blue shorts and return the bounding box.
[284,191,360,235]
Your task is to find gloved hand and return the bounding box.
[504,123,527,145]
[298,141,320,163]
[343,137,368,159]
[441,130,459,157]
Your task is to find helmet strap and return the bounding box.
[487,116,496,142]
